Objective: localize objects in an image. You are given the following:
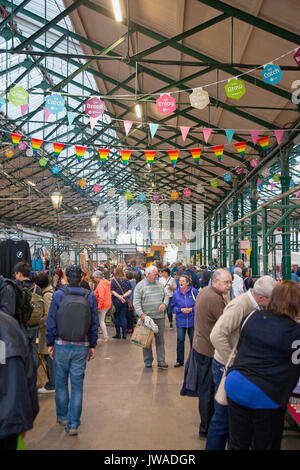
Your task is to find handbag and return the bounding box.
[113,277,133,310]
[215,310,256,406]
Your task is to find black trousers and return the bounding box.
[228,398,285,450]
[0,434,19,450]
[193,349,215,435]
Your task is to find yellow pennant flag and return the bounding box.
[246,245,252,259]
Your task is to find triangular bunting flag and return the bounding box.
[21,104,29,116]
[257,136,269,153]
[0,97,5,108]
[190,148,202,164]
[67,112,77,126]
[75,145,87,162]
[120,150,132,167]
[250,130,260,145]
[212,145,224,161]
[11,133,22,148]
[53,142,65,158]
[225,129,235,144]
[149,123,159,138]
[246,244,252,259]
[43,107,51,123]
[98,148,110,165]
[257,178,263,186]
[274,129,284,146]
[168,150,179,168]
[90,116,99,131]
[180,126,190,142]
[203,128,212,143]
[124,120,133,136]
[234,141,247,159]
[144,150,156,168]
[32,138,43,155]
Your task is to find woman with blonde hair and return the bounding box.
[111,265,132,339]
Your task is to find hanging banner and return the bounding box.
[124,120,133,136]
[120,150,132,167]
[261,64,282,85]
[138,193,147,202]
[250,130,260,145]
[11,133,22,148]
[257,136,269,153]
[274,129,284,145]
[21,104,29,116]
[156,93,176,116]
[67,112,77,126]
[225,129,235,144]
[235,166,244,175]
[189,87,209,110]
[168,150,179,168]
[190,148,202,164]
[180,126,190,141]
[8,86,28,106]
[32,138,43,155]
[212,145,224,161]
[225,78,246,100]
[144,150,156,167]
[53,142,65,158]
[98,148,110,165]
[152,192,160,202]
[250,158,259,167]
[85,96,104,130]
[294,48,300,67]
[149,123,159,138]
[45,93,65,114]
[51,165,60,174]
[170,190,179,200]
[210,179,218,188]
[93,184,101,193]
[223,173,232,182]
[39,157,48,167]
[203,128,212,143]
[75,145,87,161]
[183,188,191,197]
[234,141,246,158]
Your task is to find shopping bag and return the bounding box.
[130,324,154,349]
[17,434,26,450]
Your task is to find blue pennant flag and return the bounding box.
[225,129,235,144]
[149,123,159,138]
[0,97,5,109]
[67,112,77,126]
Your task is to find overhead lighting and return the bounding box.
[91,215,99,226]
[50,190,63,210]
[135,104,142,118]
[112,0,122,22]
[27,180,36,187]
[74,206,79,211]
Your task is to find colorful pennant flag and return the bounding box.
[98,148,110,165]
[144,150,156,167]
[21,104,29,116]
[0,97,5,108]
[203,128,212,143]
[246,244,252,259]
[250,130,260,145]
[180,126,190,141]
[32,138,43,155]
[274,129,284,146]
[149,123,159,138]
[257,136,269,153]
[43,107,51,123]
[53,142,65,158]
[168,150,179,168]
[11,133,22,148]
[120,150,132,167]
[212,145,224,161]
[234,141,247,158]
[67,112,77,126]
[190,148,202,164]
[124,120,133,136]
[225,129,235,144]
[75,145,87,162]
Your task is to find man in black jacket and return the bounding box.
[0,275,16,316]
[0,311,39,449]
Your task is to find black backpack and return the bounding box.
[0,277,33,327]
[56,287,91,342]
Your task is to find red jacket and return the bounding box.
[95,279,111,310]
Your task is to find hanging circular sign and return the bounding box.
[5,148,14,158]
[93,184,101,193]
[183,188,191,197]
[85,96,105,117]
[152,192,160,202]
[273,173,280,182]
[45,93,65,114]
[8,86,28,106]
[108,188,115,197]
[235,166,244,175]
[261,64,282,85]
[189,87,209,110]
[210,179,218,188]
[18,142,26,151]
[39,157,48,167]
[170,190,179,200]
[225,78,246,100]
[78,178,87,188]
[138,193,147,202]
[51,165,60,174]
[156,93,176,116]
[196,183,203,193]
[294,48,300,67]
[223,173,232,182]
[261,168,270,178]
[250,158,259,168]
[125,191,133,201]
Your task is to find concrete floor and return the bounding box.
[25,322,300,450]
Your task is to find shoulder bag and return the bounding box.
[113,277,134,311]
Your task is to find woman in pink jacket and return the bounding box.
[93,270,112,342]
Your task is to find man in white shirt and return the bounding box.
[159,268,177,328]
[231,267,245,298]
[205,276,277,450]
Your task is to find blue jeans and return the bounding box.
[54,343,89,430]
[193,349,214,435]
[176,327,194,364]
[114,303,128,337]
[205,359,229,450]
[166,302,173,325]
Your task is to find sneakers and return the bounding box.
[66,428,78,436]
[38,387,55,394]
[158,362,168,369]
[144,362,152,368]
[170,323,173,329]
[112,335,121,339]
[57,418,67,426]
[174,362,184,368]
[199,432,207,440]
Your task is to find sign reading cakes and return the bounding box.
[85,96,104,130]
[156,93,176,116]
[225,78,246,100]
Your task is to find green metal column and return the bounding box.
[261,207,268,275]
[222,209,227,268]
[250,178,259,277]
[214,215,218,264]
[280,145,292,280]
[203,223,207,265]
[233,197,239,262]
[208,218,212,264]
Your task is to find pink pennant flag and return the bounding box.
[21,104,29,116]
[295,190,300,197]
[257,178,263,186]
[274,129,284,146]
[124,120,133,136]
[270,183,275,191]
[250,130,260,145]
[203,128,212,143]
[90,116,99,131]
[43,107,51,122]
[180,126,190,142]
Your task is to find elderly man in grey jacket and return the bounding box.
[133,265,169,369]
[205,275,277,450]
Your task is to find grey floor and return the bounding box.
[25,321,300,450]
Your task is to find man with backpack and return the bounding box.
[46,265,98,436]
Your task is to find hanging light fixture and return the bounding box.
[135,104,142,118]
[50,190,63,210]
[112,0,122,22]
[90,215,99,226]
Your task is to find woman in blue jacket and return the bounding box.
[171,274,199,368]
